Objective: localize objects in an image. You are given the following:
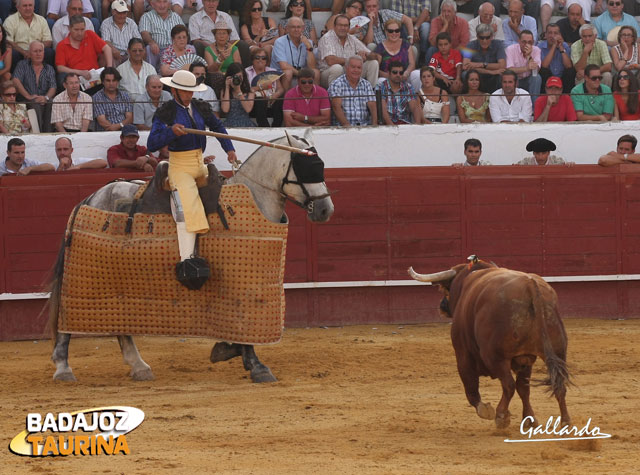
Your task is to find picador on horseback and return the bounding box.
[148,70,239,288]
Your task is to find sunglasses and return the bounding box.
[251,6,262,11]
[3,92,16,96]
[477,35,491,40]
[588,75,603,81]
[390,70,403,75]
[619,74,630,80]
[609,1,622,5]
[290,1,304,5]
[299,79,314,85]
[253,55,267,60]
[386,28,401,34]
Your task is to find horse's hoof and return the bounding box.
[495,411,511,429]
[131,368,154,381]
[53,370,77,382]
[476,402,495,420]
[210,342,241,363]
[250,365,277,383]
[522,416,538,430]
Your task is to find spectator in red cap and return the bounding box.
[534,76,577,122]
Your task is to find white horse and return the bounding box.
[48,131,334,383]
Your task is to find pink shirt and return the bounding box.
[505,44,541,79]
[282,84,331,116]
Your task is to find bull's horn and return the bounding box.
[407,267,457,283]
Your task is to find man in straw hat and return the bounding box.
[515,137,572,165]
[148,69,238,287]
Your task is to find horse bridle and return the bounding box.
[280,147,332,213]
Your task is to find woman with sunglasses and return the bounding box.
[611,26,640,75]
[0,25,12,82]
[456,70,490,123]
[245,47,284,126]
[0,81,31,134]
[278,0,317,46]
[240,0,278,58]
[221,62,256,127]
[375,18,415,82]
[613,71,640,120]
[324,0,365,41]
[417,66,449,124]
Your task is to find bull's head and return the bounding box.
[408,256,496,318]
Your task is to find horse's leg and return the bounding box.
[241,345,277,383]
[52,333,76,382]
[210,342,242,363]
[117,336,154,381]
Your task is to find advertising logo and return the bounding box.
[9,406,144,457]
[504,416,612,443]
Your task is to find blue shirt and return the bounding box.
[271,35,308,72]
[0,157,43,175]
[502,15,538,47]
[147,100,234,154]
[538,40,571,76]
[328,74,375,126]
[593,12,640,40]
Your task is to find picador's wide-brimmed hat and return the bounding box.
[159,70,207,92]
[526,138,556,153]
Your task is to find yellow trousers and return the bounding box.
[168,149,209,234]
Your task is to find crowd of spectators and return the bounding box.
[0,0,639,136]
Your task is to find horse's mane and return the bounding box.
[237,135,310,171]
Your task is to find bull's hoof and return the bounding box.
[131,368,155,381]
[495,411,511,429]
[210,342,242,363]
[53,370,77,382]
[250,364,277,383]
[476,402,495,420]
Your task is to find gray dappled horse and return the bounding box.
[48,131,334,383]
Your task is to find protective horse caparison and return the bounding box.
[48,130,334,383]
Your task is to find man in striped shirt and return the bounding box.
[101,0,142,66]
[51,73,93,132]
[139,0,184,68]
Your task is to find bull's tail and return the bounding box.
[529,278,572,398]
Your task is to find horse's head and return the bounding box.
[282,130,334,223]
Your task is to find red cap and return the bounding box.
[546,76,563,88]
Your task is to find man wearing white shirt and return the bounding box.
[101,0,142,66]
[51,0,95,47]
[190,62,220,116]
[489,70,533,122]
[47,0,97,31]
[468,2,504,41]
[117,38,157,99]
[54,137,107,171]
[172,0,203,23]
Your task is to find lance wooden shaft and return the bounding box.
[182,128,314,155]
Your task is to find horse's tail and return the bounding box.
[530,277,572,399]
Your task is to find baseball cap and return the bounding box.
[111,0,129,13]
[546,76,563,88]
[121,124,139,137]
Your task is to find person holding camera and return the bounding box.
[221,62,256,127]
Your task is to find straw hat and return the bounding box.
[211,19,233,33]
[159,70,207,92]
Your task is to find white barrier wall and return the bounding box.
[9,121,640,171]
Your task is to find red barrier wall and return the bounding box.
[2,165,639,340]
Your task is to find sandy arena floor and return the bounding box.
[0,319,638,474]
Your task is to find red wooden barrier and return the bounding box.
[1,165,639,340]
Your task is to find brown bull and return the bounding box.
[408,257,571,429]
